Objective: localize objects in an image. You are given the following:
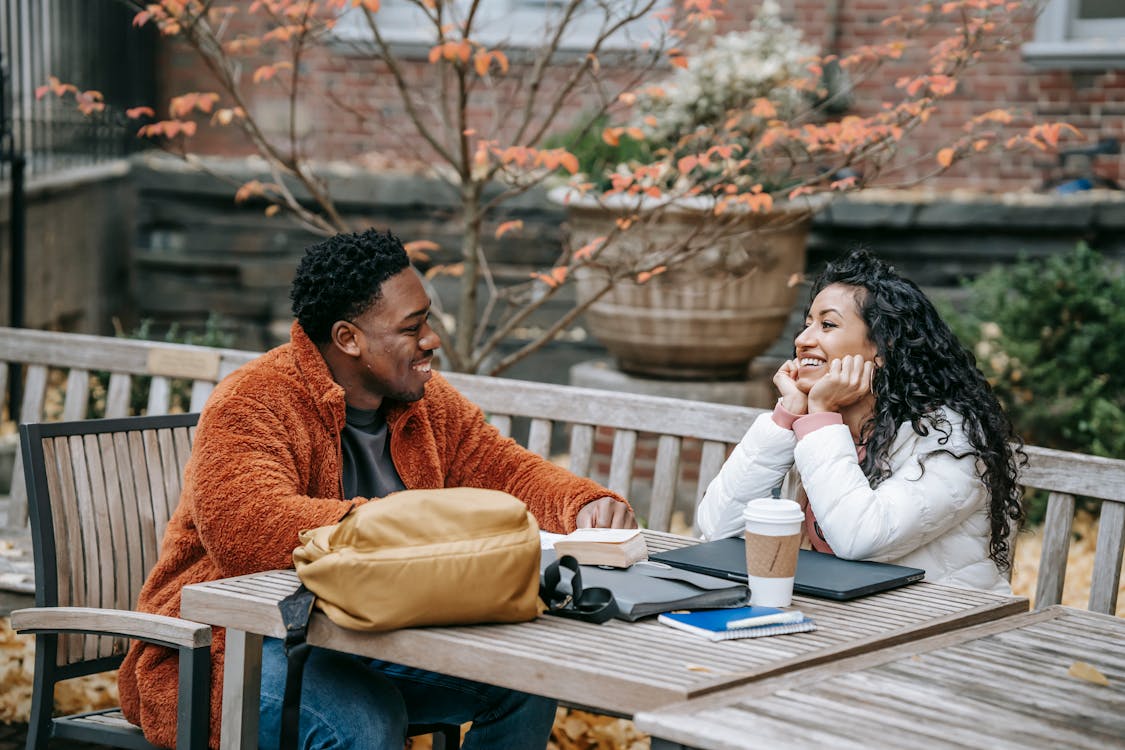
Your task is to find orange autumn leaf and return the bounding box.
[602,128,621,147]
[352,0,381,11]
[746,193,774,212]
[929,75,956,96]
[495,220,523,239]
[750,98,777,118]
[234,180,266,203]
[211,108,244,126]
[126,106,155,119]
[558,151,579,174]
[264,204,281,217]
[426,262,465,280]
[1067,661,1109,686]
[252,62,293,84]
[937,147,956,168]
[137,119,196,139]
[531,267,568,288]
[404,240,440,262]
[169,92,220,117]
[636,266,667,284]
[496,51,511,73]
[474,51,490,77]
[572,236,606,262]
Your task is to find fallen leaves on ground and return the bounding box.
[0,618,118,724]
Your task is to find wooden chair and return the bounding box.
[10,413,459,750]
[12,413,210,750]
[1019,445,1125,615]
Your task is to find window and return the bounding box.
[333,0,671,54]
[1023,0,1125,69]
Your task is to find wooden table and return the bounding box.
[635,605,1124,750]
[180,531,1028,749]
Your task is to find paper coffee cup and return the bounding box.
[743,498,804,607]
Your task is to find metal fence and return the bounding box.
[1,0,155,180]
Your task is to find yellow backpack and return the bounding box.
[293,487,543,631]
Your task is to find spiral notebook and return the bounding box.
[658,605,817,641]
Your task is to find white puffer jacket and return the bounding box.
[696,408,1010,593]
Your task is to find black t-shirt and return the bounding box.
[340,405,407,500]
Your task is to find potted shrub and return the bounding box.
[552,2,823,378]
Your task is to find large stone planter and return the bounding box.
[557,191,816,379]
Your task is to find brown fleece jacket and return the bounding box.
[118,321,625,749]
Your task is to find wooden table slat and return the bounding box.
[635,606,1123,750]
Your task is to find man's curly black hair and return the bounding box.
[290,228,411,343]
[809,249,1025,572]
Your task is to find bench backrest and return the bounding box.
[1018,446,1125,614]
[3,327,1122,614]
[443,372,764,532]
[19,413,199,667]
[2,326,254,528]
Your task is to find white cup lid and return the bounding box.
[743,497,804,524]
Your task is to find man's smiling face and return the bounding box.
[348,269,440,404]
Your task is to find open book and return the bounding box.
[551,528,648,567]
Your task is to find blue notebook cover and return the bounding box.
[657,606,817,641]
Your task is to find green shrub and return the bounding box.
[543,114,654,190]
[944,243,1125,523]
[89,314,234,416]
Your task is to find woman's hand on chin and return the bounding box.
[773,359,809,415]
[807,355,874,414]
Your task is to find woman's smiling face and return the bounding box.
[793,283,878,392]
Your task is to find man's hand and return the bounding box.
[575,497,637,529]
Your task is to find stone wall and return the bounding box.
[130,156,1125,387]
[0,162,135,334]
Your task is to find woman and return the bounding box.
[696,250,1023,592]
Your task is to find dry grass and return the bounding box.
[3,514,1122,746]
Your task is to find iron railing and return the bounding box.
[1,0,156,180]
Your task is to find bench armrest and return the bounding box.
[10,606,211,649]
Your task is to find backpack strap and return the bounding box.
[277,583,317,750]
[539,555,618,624]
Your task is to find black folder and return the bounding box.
[651,537,925,601]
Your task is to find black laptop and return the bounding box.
[651,537,925,601]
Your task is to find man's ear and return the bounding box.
[330,320,362,358]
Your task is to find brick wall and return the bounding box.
[153,2,1124,193]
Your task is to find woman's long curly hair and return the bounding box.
[809,250,1025,571]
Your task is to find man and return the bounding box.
[119,228,635,750]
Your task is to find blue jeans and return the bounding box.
[257,637,557,750]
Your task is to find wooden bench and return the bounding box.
[1,326,1122,614]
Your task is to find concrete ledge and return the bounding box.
[569,358,781,409]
